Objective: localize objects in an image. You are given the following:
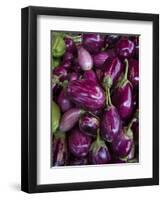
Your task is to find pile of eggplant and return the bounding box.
[52,32,139,166]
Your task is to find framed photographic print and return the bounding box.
[21,6,159,193]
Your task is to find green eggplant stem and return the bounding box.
[65,34,82,43]
[105,86,113,107]
[96,129,101,143]
[124,58,129,81]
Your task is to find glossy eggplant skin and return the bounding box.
[68,128,92,158]
[52,131,68,166]
[53,66,68,82]
[112,81,133,121]
[63,51,73,62]
[67,79,105,111]
[103,57,123,88]
[116,37,135,59]
[93,52,109,69]
[89,144,111,164]
[83,70,98,83]
[82,34,104,54]
[101,106,121,142]
[57,90,73,113]
[79,113,99,137]
[128,59,139,88]
[112,128,133,158]
[59,108,84,132]
[78,46,93,71]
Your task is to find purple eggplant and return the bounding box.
[57,89,73,112]
[105,34,120,48]
[107,48,117,59]
[83,70,98,83]
[95,69,103,83]
[93,52,109,69]
[130,36,139,59]
[52,131,68,166]
[112,59,133,121]
[133,90,139,111]
[59,108,85,132]
[116,37,135,59]
[128,59,139,88]
[69,72,78,81]
[101,106,121,142]
[79,113,99,137]
[60,60,72,70]
[101,86,121,142]
[103,57,123,88]
[68,128,92,158]
[63,51,73,62]
[82,33,104,54]
[53,66,68,82]
[67,79,105,111]
[69,157,88,165]
[89,131,111,164]
[78,46,93,71]
[112,127,133,158]
[130,110,139,144]
[64,37,77,55]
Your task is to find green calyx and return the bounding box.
[52,101,61,134]
[105,86,113,107]
[65,34,82,43]
[90,129,106,154]
[52,58,60,69]
[52,35,66,58]
[103,76,113,89]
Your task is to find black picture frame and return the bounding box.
[21,6,159,193]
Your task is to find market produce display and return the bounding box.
[51,32,139,166]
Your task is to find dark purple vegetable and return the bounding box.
[116,37,135,59]
[130,36,139,59]
[60,60,72,70]
[101,106,121,142]
[93,52,109,69]
[89,131,111,164]
[67,79,105,111]
[82,34,104,54]
[83,70,98,83]
[103,57,123,88]
[112,59,133,121]
[69,72,78,81]
[57,90,73,112]
[112,127,133,158]
[107,48,117,59]
[53,66,68,82]
[128,59,139,88]
[68,128,92,158]
[95,69,103,83]
[59,108,85,132]
[64,37,77,54]
[78,46,93,71]
[63,51,73,62]
[133,90,139,111]
[105,35,120,48]
[69,157,88,165]
[52,131,68,166]
[79,113,99,137]
[101,87,121,142]
[130,110,139,144]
